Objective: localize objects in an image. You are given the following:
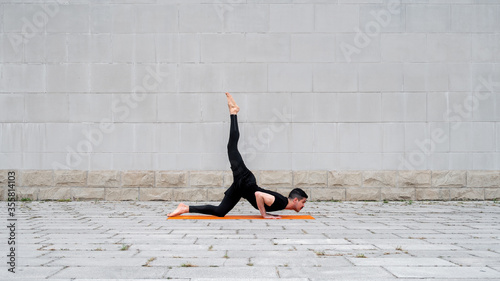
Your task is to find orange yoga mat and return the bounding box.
[168,215,315,220]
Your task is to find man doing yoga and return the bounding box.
[167,93,308,219]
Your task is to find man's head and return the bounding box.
[288,188,308,212]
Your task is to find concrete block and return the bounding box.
[416,188,450,200]
[427,63,449,91]
[179,34,201,62]
[122,171,154,187]
[207,187,226,201]
[472,153,497,170]
[201,34,245,62]
[406,4,450,32]
[336,33,381,63]
[157,93,201,122]
[156,171,188,188]
[15,187,38,201]
[1,33,24,62]
[358,2,405,33]
[471,33,500,62]
[450,188,484,200]
[472,123,496,152]
[472,91,496,121]
[46,4,89,33]
[358,63,403,92]
[432,170,466,187]
[190,171,224,187]
[90,34,112,63]
[223,3,269,32]
[25,94,69,122]
[358,153,383,170]
[47,64,89,92]
[313,63,358,92]
[398,170,431,187]
[381,34,426,62]
[427,92,448,121]
[291,123,314,153]
[451,4,500,32]
[485,188,500,200]
[268,63,312,92]
[54,170,87,187]
[293,171,327,188]
[311,188,345,201]
[291,34,335,62]
[222,63,267,92]
[315,4,359,32]
[38,187,72,201]
[381,93,404,122]
[105,188,138,201]
[73,187,105,201]
[222,171,233,188]
[328,171,362,188]
[135,4,177,33]
[359,123,382,152]
[69,94,112,122]
[245,92,292,122]
[1,64,45,92]
[245,34,289,62]
[178,64,223,93]
[24,33,44,63]
[382,123,405,152]
[403,63,425,92]
[405,122,428,152]
[21,170,54,187]
[112,93,158,121]
[381,187,415,201]
[156,34,179,62]
[467,171,500,188]
[270,4,314,32]
[0,95,24,122]
[338,123,359,152]
[346,187,380,201]
[139,188,173,201]
[90,4,112,33]
[87,170,121,188]
[363,171,397,188]
[111,5,136,33]
[260,171,293,188]
[45,34,67,62]
[2,4,24,32]
[313,123,338,152]
[133,35,156,63]
[172,188,206,201]
[427,34,471,62]
[91,64,133,92]
[179,4,223,32]
[177,123,220,154]
[450,63,472,91]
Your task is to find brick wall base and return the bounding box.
[1,170,499,201]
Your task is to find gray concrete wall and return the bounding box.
[0,1,499,200]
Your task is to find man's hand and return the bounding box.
[263,213,281,219]
[255,191,277,218]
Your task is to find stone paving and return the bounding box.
[1,200,500,280]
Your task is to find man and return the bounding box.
[167,93,308,219]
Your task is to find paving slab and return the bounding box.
[0,201,499,280]
[385,266,500,279]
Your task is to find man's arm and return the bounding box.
[255,191,281,219]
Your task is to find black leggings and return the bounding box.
[189,115,255,217]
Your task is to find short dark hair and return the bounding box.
[288,188,308,200]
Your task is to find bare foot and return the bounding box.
[167,203,189,217]
[225,92,240,115]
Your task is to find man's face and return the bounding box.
[294,198,307,212]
